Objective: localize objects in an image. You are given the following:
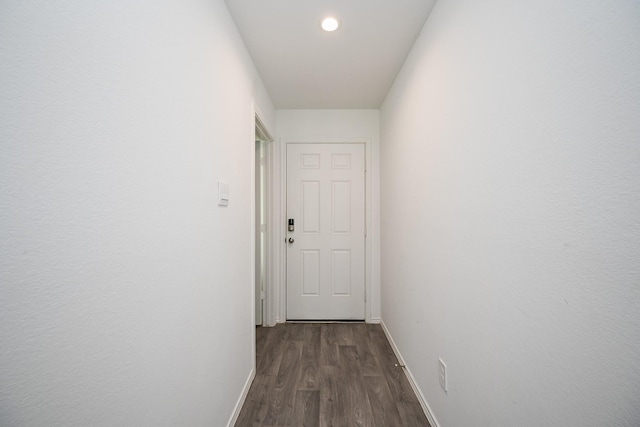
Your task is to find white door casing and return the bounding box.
[286,143,365,320]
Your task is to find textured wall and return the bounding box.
[0,0,273,425]
[380,0,640,426]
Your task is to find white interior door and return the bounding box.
[286,143,365,320]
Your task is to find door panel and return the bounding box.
[286,143,365,320]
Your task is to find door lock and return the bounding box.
[288,237,295,244]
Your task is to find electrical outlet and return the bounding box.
[438,358,447,392]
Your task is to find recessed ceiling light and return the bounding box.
[321,17,341,32]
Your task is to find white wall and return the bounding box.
[380,1,640,426]
[0,1,273,425]
[276,110,381,321]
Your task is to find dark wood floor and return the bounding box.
[235,322,431,427]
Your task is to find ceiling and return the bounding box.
[224,0,437,109]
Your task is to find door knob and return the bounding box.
[288,237,295,244]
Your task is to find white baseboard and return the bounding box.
[227,368,256,427]
[380,320,441,427]
[368,316,381,324]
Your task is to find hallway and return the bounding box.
[235,323,430,427]
[2,1,639,425]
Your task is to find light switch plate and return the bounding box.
[218,181,229,206]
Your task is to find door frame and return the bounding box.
[268,137,374,324]
[253,111,274,327]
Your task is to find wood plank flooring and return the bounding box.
[235,323,431,427]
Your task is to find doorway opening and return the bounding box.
[254,114,273,326]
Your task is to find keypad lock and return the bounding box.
[288,218,295,232]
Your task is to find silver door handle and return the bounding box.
[288,237,294,244]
